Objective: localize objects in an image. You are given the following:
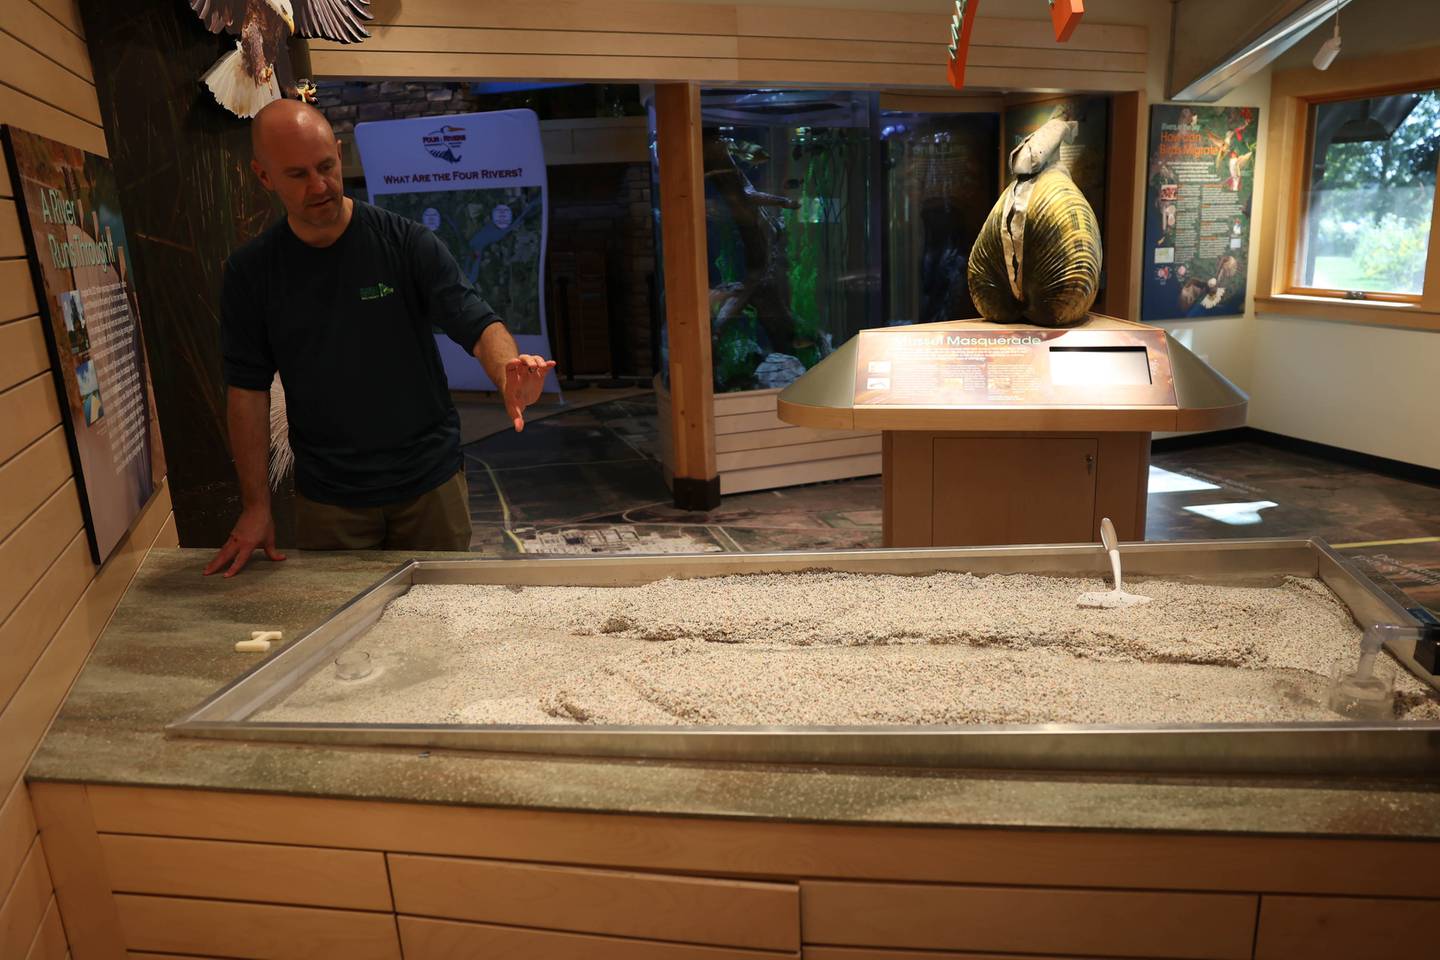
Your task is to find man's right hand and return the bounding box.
[203,506,287,578]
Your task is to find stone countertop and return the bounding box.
[27,549,1440,838]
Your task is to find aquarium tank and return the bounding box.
[647,89,1017,393]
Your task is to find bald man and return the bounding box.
[205,100,553,578]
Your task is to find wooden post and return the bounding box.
[1101,90,1142,320]
[654,83,720,511]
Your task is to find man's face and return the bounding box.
[252,121,344,229]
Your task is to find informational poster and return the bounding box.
[2,126,165,564]
[354,109,558,392]
[1004,95,1109,235]
[1142,105,1258,321]
[852,326,1175,408]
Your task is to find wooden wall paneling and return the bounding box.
[0,533,92,719]
[1253,895,1440,960]
[803,951,1110,960]
[398,915,799,960]
[716,435,881,472]
[26,0,85,40]
[720,453,881,496]
[113,895,400,960]
[715,410,786,434]
[309,49,742,82]
[0,156,11,198]
[0,32,100,125]
[1,200,26,258]
[884,432,931,548]
[84,785,1440,899]
[152,511,178,549]
[713,390,781,417]
[99,834,393,912]
[0,480,83,626]
[0,840,53,960]
[801,881,1257,959]
[0,372,64,468]
[375,0,742,36]
[0,3,94,80]
[23,897,65,960]
[330,25,740,59]
[0,780,38,903]
[655,82,718,501]
[0,261,39,322]
[0,317,51,392]
[0,427,71,543]
[716,426,872,454]
[388,854,799,951]
[0,86,106,156]
[28,783,124,960]
[0,481,170,797]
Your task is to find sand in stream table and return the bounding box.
[257,572,1440,726]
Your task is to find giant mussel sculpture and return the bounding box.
[968,109,1102,327]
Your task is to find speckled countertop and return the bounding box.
[26,548,1440,838]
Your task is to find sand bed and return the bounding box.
[258,572,1440,726]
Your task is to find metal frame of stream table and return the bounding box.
[168,539,1440,778]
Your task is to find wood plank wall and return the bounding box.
[308,2,1149,91]
[0,3,176,958]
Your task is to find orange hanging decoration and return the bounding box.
[1050,0,1085,43]
[945,0,980,90]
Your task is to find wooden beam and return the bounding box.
[653,83,718,510]
[1101,90,1140,319]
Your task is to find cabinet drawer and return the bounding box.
[802,882,1256,959]
[115,895,400,960]
[101,834,392,910]
[1255,895,1440,959]
[399,916,799,960]
[390,853,798,950]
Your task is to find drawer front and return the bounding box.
[399,916,800,960]
[802,882,1256,959]
[101,834,393,910]
[114,895,400,960]
[389,853,799,950]
[1255,895,1440,959]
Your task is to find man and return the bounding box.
[205,100,553,578]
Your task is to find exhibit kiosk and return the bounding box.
[777,313,1247,547]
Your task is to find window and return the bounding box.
[1293,88,1440,300]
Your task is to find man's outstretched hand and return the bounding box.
[503,354,556,431]
[203,506,286,578]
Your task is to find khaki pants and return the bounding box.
[295,470,472,551]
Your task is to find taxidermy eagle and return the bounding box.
[189,0,373,118]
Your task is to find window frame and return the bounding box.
[1256,47,1440,331]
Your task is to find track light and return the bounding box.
[1314,0,1342,70]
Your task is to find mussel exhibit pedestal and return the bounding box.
[777,314,1247,547]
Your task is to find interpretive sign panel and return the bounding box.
[355,109,558,392]
[2,125,165,564]
[1142,104,1258,321]
[852,326,1175,407]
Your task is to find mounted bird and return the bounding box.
[188,1,374,118]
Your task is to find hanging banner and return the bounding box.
[354,109,558,392]
[1141,104,1258,321]
[2,125,165,565]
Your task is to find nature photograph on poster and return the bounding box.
[375,185,544,336]
[1141,104,1258,321]
[2,125,165,564]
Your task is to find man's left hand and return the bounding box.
[503,354,556,431]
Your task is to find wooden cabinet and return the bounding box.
[399,916,799,960]
[1254,895,1440,960]
[113,895,401,960]
[886,430,1149,547]
[801,881,1257,960]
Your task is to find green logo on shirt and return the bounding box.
[359,281,394,301]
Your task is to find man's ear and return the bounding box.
[250,158,272,191]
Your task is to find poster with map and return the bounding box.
[356,110,557,392]
[2,125,165,564]
[1142,104,1259,321]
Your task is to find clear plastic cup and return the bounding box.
[334,650,373,681]
[1327,658,1394,720]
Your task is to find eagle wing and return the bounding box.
[188,0,249,34]
[294,0,373,43]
